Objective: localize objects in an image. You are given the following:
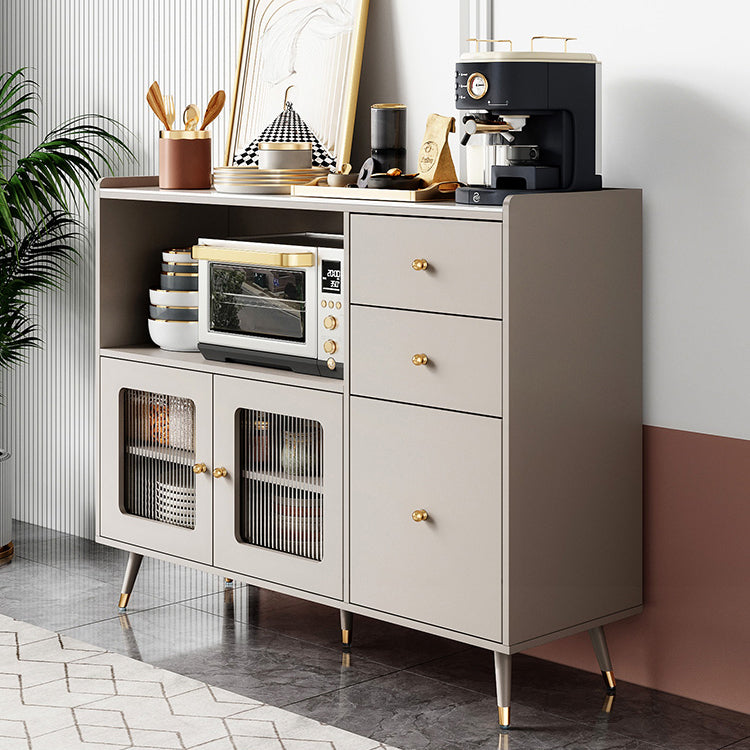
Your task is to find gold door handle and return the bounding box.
[213,467,228,478]
[193,463,208,474]
[412,509,429,522]
[412,353,429,366]
[412,258,429,271]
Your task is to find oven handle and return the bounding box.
[191,245,315,268]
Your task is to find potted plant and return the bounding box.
[0,69,131,563]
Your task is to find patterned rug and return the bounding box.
[0,614,398,749]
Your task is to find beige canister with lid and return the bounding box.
[159,130,211,189]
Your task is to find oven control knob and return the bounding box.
[323,315,338,330]
[323,339,337,354]
[326,357,337,371]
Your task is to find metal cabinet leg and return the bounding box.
[589,626,616,693]
[118,552,144,612]
[340,610,353,649]
[493,652,512,728]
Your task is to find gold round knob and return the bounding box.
[323,339,337,354]
[326,357,337,371]
[412,259,429,271]
[213,467,228,478]
[412,353,429,366]
[193,463,208,474]
[412,509,429,522]
[323,315,338,330]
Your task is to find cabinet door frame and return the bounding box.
[99,358,214,564]
[213,375,343,600]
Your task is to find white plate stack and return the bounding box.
[155,478,196,528]
[213,166,329,195]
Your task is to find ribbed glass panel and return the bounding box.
[1,0,241,538]
[122,389,196,529]
[238,410,324,561]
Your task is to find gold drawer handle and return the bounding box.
[412,258,429,271]
[412,509,429,522]
[412,353,429,366]
[213,467,228,478]
[193,463,208,474]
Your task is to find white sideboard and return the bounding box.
[96,177,643,727]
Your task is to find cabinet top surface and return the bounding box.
[98,179,504,222]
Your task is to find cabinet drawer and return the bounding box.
[350,306,502,416]
[350,397,502,641]
[350,214,502,318]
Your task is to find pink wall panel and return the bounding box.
[526,426,750,714]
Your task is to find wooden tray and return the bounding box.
[291,182,456,202]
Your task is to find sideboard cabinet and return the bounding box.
[97,178,642,727]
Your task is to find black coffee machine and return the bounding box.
[455,38,602,205]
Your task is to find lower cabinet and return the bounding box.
[212,375,343,600]
[99,358,343,599]
[100,358,214,564]
[349,397,503,641]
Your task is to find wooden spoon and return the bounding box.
[200,90,226,130]
[146,81,170,130]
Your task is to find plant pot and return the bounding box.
[0,449,13,566]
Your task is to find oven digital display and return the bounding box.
[321,260,341,294]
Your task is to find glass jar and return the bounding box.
[281,428,320,477]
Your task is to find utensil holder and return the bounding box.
[159,131,211,189]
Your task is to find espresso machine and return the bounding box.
[455,37,602,205]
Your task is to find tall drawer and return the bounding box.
[350,397,502,641]
[350,214,502,318]
[350,306,502,416]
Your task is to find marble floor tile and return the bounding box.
[185,582,306,621]
[0,556,166,632]
[186,592,468,669]
[13,523,232,604]
[411,649,750,750]
[288,669,665,750]
[62,601,397,707]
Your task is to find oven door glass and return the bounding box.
[209,263,307,342]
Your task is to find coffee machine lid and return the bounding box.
[460,50,598,63]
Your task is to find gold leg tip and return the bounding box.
[118,593,130,611]
[603,670,616,691]
[498,706,510,727]
[342,629,351,647]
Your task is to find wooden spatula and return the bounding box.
[200,90,226,130]
[146,81,170,130]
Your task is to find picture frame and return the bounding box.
[224,0,370,170]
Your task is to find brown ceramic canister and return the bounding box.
[159,130,211,189]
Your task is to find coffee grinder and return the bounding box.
[455,37,602,205]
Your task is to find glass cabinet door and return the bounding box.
[99,358,213,563]
[213,376,343,600]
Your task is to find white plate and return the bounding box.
[149,289,199,306]
[214,184,292,195]
[162,250,194,263]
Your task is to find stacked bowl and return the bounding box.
[148,249,199,352]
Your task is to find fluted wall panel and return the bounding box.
[1,0,241,538]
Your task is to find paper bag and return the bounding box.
[416,114,457,185]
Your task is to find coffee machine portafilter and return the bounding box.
[455,39,602,205]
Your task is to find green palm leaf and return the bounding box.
[0,68,133,400]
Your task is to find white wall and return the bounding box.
[488,1,750,440]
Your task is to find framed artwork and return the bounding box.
[224,0,370,170]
